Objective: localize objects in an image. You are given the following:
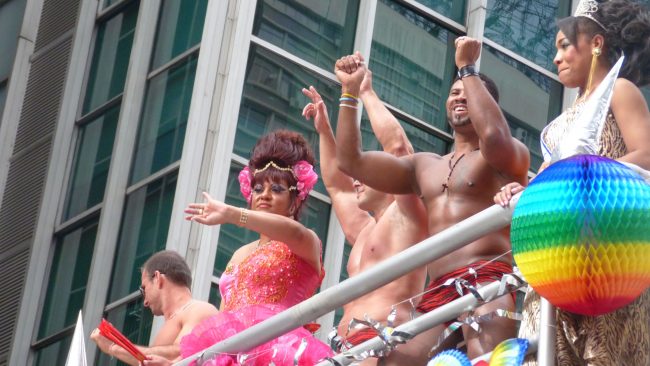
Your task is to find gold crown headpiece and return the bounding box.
[253,161,297,178]
[574,0,608,30]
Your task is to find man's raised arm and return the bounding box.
[334,52,417,195]
[455,37,529,181]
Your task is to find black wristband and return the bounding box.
[457,64,479,79]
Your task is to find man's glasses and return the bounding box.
[139,271,162,298]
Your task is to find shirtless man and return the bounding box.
[91,250,218,365]
[335,38,530,359]
[302,64,431,365]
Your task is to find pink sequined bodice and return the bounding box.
[220,241,322,311]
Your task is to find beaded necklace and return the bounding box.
[441,148,480,193]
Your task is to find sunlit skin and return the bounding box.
[185,171,323,305]
[336,38,530,358]
[447,81,471,128]
[140,270,161,315]
[495,29,650,205]
[303,79,432,365]
[91,267,218,365]
[250,180,295,217]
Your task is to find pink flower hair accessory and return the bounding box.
[238,166,253,203]
[292,160,318,201]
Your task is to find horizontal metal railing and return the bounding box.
[174,195,542,366]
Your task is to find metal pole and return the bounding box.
[537,298,556,366]
[174,199,519,366]
[316,279,525,366]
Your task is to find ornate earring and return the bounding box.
[585,47,601,98]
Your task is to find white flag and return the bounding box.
[65,311,88,366]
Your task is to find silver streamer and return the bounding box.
[409,298,418,321]
[428,272,527,355]
[293,338,308,365]
[549,56,624,162]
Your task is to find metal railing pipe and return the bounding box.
[174,199,518,365]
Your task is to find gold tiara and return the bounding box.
[574,0,607,30]
[253,161,296,178]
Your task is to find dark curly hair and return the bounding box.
[248,129,316,218]
[557,0,650,86]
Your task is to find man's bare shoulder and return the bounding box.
[182,301,218,326]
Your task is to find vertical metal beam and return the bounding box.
[466,0,487,68]
[537,298,557,366]
[83,0,160,359]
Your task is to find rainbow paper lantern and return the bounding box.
[427,349,471,366]
[511,155,650,316]
[489,338,528,366]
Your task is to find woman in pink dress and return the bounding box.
[181,130,333,365]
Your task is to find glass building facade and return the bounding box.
[1,0,650,364]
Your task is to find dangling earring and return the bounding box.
[585,47,601,99]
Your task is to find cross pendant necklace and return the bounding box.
[442,148,479,193]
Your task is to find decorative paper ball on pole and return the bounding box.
[511,155,650,316]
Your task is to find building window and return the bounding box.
[370,0,458,133]
[0,0,28,118]
[235,44,341,195]
[252,0,359,71]
[485,0,571,71]
[481,43,563,169]
[415,0,466,24]
[32,220,99,366]
[108,173,178,304]
[360,114,448,155]
[64,105,120,220]
[150,0,208,70]
[129,54,198,184]
[82,1,139,115]
[0,81,6,118]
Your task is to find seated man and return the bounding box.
[91,250,218,365]
[303,62,431,365]
[335,38,530,359]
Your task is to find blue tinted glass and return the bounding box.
[253,0,359,71]
[38,220,98,339]
[33,334,72,366]
[370,0,457,132]
[108,173,177,302]
[360,113,449,155]
[64,105,120,219]
[151,0,208,69]
[234,45,340,195]
[415,0,466,24]
[0,83,6,119]
[481,44,563,170]
[83,1,139,114]
[130,55,198,184]
[485,0,571,71]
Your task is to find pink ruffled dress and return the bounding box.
[180,241,333,365]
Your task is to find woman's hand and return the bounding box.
[185,192,233,226]
[302,86,330,135]
[494,182,525,207]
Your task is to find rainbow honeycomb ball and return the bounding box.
[511,155,650,316]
